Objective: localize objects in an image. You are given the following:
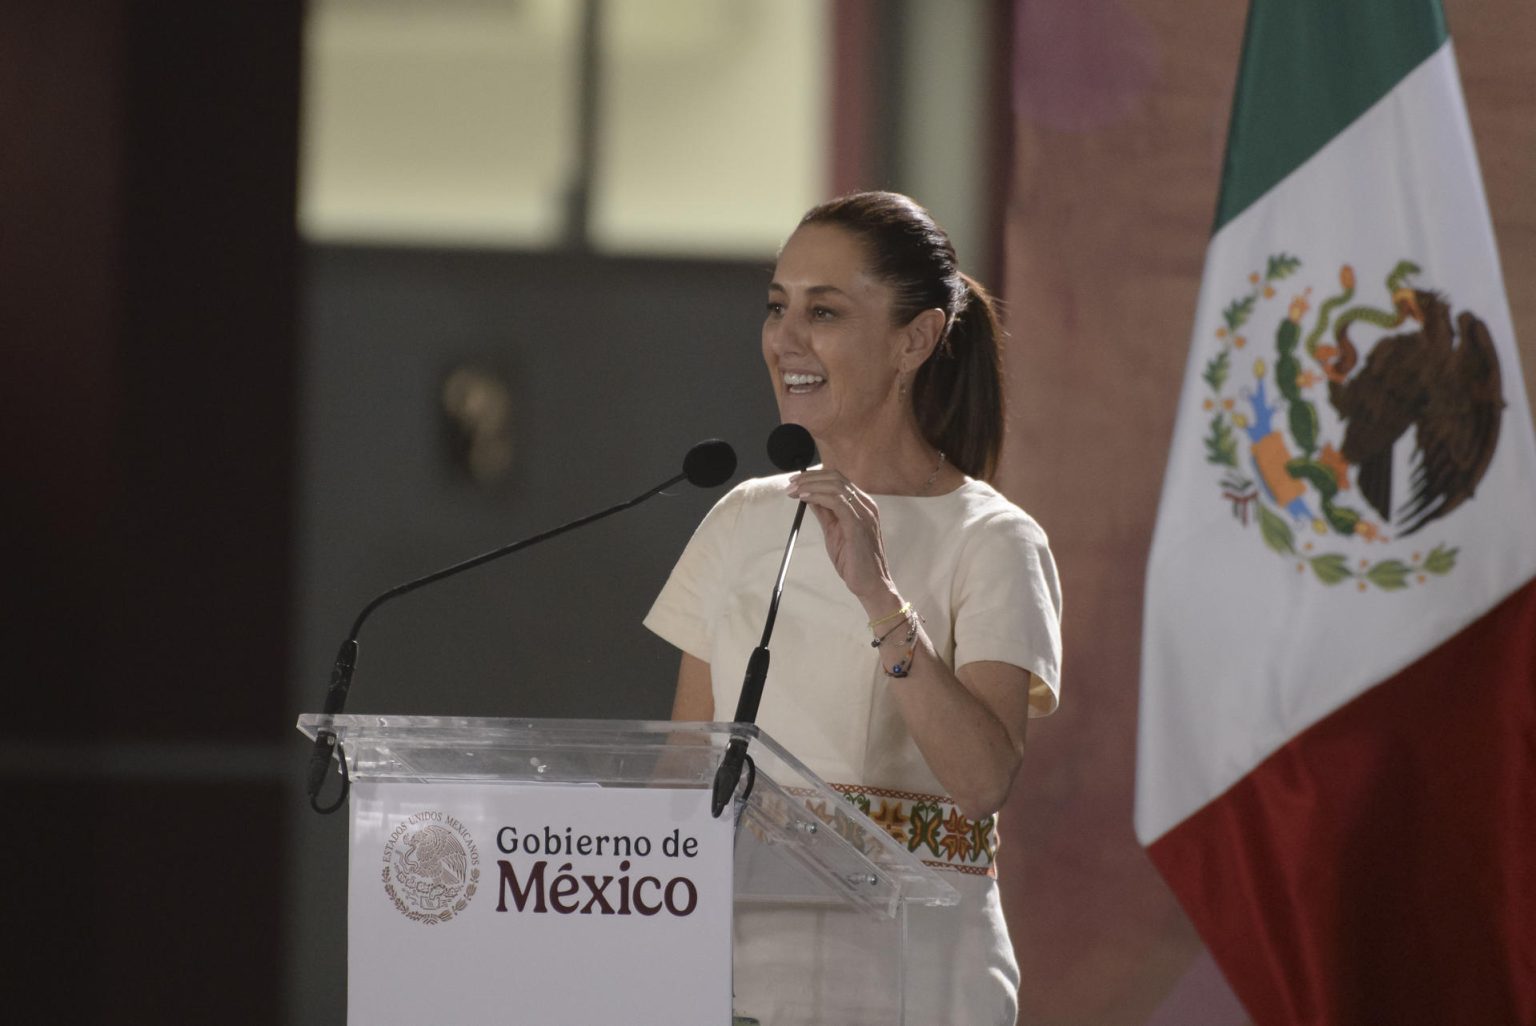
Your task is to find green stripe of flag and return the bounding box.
[1213,0,1448,232]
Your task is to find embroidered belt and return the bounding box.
[820,782,999,878]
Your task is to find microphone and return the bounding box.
[682,439,737,487]
[305,438,738,814]
[711,423,816,816]
[766,422,817,474]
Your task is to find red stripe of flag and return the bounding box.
[1148,576,1536,1025]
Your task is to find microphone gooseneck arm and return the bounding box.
[348,469,691,644]
[735,497,807,720]
[711,422,817,817]
[710,499,806,817]
[306,462,716,815]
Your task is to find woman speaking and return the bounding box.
[646,191,1063,1024]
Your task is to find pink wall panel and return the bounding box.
[996,2,1536,1023]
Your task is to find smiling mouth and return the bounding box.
[782,372,826,395]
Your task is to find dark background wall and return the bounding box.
[292,246,778,725]
[3,2,301,1021]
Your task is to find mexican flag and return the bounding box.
[1137,2,1536,1023]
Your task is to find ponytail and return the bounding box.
[911,274,1005,481]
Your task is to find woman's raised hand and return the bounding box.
[787,469,896,608]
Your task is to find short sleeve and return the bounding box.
[643,484,747,661]
[951,510,1064,717]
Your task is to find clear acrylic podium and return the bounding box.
[298,714,959,1025]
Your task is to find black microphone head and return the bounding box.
[767,423,817,472]
[683,439,737,488]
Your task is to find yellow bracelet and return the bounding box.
[867,600,913,631]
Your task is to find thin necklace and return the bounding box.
[919,451,947,495]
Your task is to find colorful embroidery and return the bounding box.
[828,783,999,878]
[869,799,910,844]
[759,783,1000,877]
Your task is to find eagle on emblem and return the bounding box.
[1319,273,1505,535]
[399,823,468,888]
[1231,261,1505,547]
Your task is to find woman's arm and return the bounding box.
[666,626,1025,817]
[885,652,1031,820]
[670,651,715,721]
[789,468,1034,819]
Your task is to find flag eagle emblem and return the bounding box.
[1200,256,1503,590]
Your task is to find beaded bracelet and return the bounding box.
[879,608,922,679]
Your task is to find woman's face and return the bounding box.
[762,223,908,446]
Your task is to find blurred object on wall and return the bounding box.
[441,363,516,486]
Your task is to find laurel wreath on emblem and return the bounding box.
[383,865,481,924]
[1200,254,1504,590]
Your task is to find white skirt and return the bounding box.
[731,873,1019,1025]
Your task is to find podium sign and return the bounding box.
[300,715,960,1024]
[348,781,733,1025]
